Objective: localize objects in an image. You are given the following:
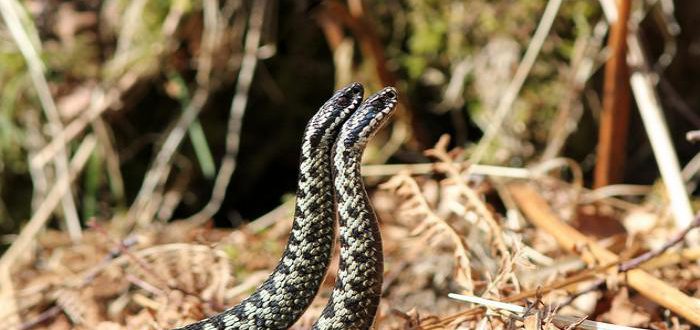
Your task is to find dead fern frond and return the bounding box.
[426,135,511,262]
[381,173,474,294]
[390,308,443,329]
[54,287,101,327]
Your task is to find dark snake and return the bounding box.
[175,82,364,330]
[175,85,397,330]
[313,87,397,330]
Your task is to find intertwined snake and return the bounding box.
[175,85,397,330]
[313,87,398,329]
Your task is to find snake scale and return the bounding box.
[176,85,397,330]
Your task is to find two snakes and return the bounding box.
[175,83,398,330]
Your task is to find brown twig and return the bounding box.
[88,220,171,291]
[437,260,617,327]
[619,213,700,272]
[594,0,631,187]
[508,182,700,326]
[17,305,61,330]
[598,0,695,230]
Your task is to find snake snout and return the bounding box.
[382,87,398,100]
[366,87,398,118]
[335,83,365,108]
[349,82,364,95]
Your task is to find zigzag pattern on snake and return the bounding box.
[175,83,364,330]
[313,87,398,330]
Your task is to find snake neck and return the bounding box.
[175,82,365,330]
[176,141,337,330]
[313,148,383,330]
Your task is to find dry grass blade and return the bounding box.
[29,75,138,169]
[597,0,694,232]
[468,0,563,166]
[187,0,269,224]
[0,0,81,241]
[508,182,700,326]
[0,135,96,271]
[0,135,96,328]
[362,163,531,179]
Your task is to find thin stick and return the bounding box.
[594,0,631,187]
[246,200,294,233]
[128,80,210,225]
[0,266,18,328]
[186,0,267,224]
[0,135,95,327]
[0,0,81,241]
[508,183,700,325]
[619,213,700,271]
[542,20,607,160]
[363,160,641,211]
[598,0,695,231]
[468,0,562,167]
[0,135,96,272]
[438,261,617,326]
[92,118,126,206]
[448,294,645,330]
[361,163,531,178]
[24,109,50,212]
[130,0,240,226]
[31,74,138,169]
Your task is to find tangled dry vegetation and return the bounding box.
[1,0,699,329]
[6,136,700,329]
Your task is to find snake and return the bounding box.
[175,82,364,330]
[313,87,398,329]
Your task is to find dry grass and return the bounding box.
[1,0,699,329]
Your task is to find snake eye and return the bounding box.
[336,95,351,107]
[385,88,397,99]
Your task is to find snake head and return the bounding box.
[338,87,398,149]
[306,82,365,147]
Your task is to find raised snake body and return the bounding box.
[176,83,364,330]
[313,88,398,329]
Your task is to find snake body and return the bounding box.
[313,87,398,329]
[175,83,364,330]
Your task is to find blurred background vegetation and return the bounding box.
[0,0,698,240]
